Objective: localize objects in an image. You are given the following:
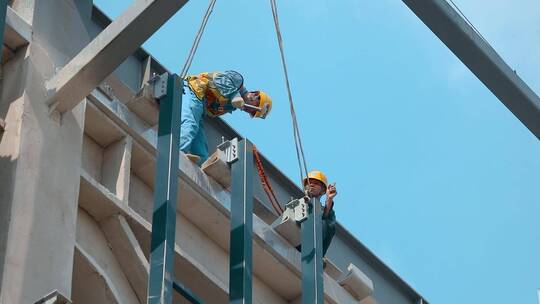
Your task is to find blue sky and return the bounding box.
[94,1,540,303]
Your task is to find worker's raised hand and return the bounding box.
[326,183,337,201]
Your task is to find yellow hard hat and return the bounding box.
[254,91,272,119]
[303,170,328,191]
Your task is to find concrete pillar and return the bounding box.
[9,0,37,25]
[0,1,96,303]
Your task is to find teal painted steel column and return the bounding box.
[0,0,7,63]
[147,73,182,304]
[229,139,254,304]
[301,198,324,304]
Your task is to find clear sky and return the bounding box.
[94,1,540,303]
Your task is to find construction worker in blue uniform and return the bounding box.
[303,170,338,256]
[181,70,272,165]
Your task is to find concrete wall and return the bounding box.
[0,1,92,303]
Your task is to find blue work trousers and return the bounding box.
[180,88,209,165]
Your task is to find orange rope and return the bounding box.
[253,145,283,215]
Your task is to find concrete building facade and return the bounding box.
[0,1,427,303]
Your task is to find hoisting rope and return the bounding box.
[253,146,284,215]
[268,0,310,189]
[180,0,217,79]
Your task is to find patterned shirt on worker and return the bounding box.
[186,70,248,117]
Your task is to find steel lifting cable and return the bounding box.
[180,0,217,79]
[268,0,310,188]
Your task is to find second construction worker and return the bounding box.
[304,170,338,256]
[181,70,272,164]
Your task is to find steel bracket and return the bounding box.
[148,72,169,99]
[285,196,309,223]
[218,137,239,164]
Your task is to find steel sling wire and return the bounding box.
[180,0,217,79]
[269,0,310,188]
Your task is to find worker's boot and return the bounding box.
[185,153,201,163]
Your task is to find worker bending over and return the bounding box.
[181,70,272,164]
[304,170,338,256]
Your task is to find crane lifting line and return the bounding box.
[180,0,217,79]
[180,0,310,213]
[268,0,311,188]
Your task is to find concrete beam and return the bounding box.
[2,6,32,64]
[45,0,188,114]
[101,214,149,304]
[338,263,374,301]
[73,245,122,304]
[3,6,32,50]
[403,0,540,140]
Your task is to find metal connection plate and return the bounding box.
[149,73,168,99]
[285,197,309,223]
[217,137,239,164]
[33,290,71,304]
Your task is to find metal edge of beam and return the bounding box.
[402,0,540,140]
[46,0,188,114]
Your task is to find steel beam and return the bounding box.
[0,0,8,63]
[46,0,188,114]
[147,73,182,304]
[229,139,254,304]
[301,198,324,304]
[402,0,540,140]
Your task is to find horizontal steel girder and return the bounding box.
[403,0,540,140]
